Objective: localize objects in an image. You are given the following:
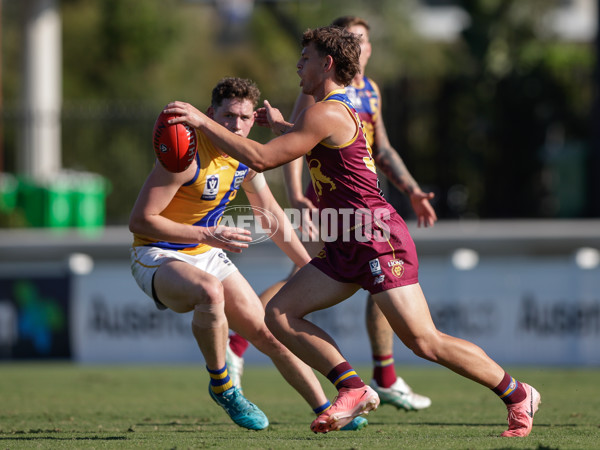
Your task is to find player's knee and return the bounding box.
[193,277,224,305]
[245,324,280,352]
[405,335,441,363]
[264,303,284,334]
[192,300,226,329]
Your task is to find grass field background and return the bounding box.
[1,363,599,449]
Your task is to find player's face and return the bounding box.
[210,98,255,138]
[297,43,325,96]
[347,24,371,72]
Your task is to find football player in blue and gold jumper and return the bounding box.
[130,77,360,430]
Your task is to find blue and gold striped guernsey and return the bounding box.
[132,131,249,255]
[345,76,380,147]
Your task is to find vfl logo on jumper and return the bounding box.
[369,258,382,276]
[202,175,220,200]
[308,159,336,197]
[206,205,280,244]
[233,170,247,189]
[388,259,405,278]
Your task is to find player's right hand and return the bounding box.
[202,225,252,253]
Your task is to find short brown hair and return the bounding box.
[211,77,261,109]
[331,15,370,36]
[301,26,361,86]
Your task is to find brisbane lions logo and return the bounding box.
[308,159,336,197]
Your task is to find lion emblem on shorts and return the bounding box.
[308,159,336,197]
[388,259,405,278]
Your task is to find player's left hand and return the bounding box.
[409,190,437,228]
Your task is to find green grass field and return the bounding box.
[1,363,598,449]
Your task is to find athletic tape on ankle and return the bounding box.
[192,302,227,328]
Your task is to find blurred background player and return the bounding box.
[226,15,436,413]
[130,77,366,431]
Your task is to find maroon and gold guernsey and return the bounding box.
[306,89,394,236]
[304,78,380,205]
[307,89,419,294]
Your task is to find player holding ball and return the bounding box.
[164,26,541,436]
[129,77,367,431]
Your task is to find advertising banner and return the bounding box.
[71,263,200,363]
[68,253,600,366]
[0,273,71,360]
[1,243,597,365]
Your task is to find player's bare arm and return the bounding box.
[164,100,341,172]
[372,105,437,227]
[129,162,251,252]
[278,92,320,239]
[282,92,317,206]
[283,157,308,207]
[371,107,420,196]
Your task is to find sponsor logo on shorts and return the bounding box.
[218,253,232,265]
[373,274,385,285]
[369,258,382,276]
[388,259,405,278]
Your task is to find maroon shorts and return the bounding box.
[309,211,419,294]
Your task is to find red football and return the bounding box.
[152,112,197,173]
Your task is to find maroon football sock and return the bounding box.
[492,372,527,404]
[327,361,364,390]
[372,354,397,388]
[228,333,249,357]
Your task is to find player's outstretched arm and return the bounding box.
[165,100,325,172]
[372,97,437,228]
[283,92,317,209]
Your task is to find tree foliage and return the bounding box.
[1,0,596,225]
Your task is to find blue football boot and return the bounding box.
[209,385,269,430]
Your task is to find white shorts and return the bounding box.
[130,246,238,310]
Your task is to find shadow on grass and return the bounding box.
[366,420,576,428]
[0,436,127,441]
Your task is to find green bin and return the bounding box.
[70,174,108,229]
[18,176,71,228]
[0,173,18,213]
